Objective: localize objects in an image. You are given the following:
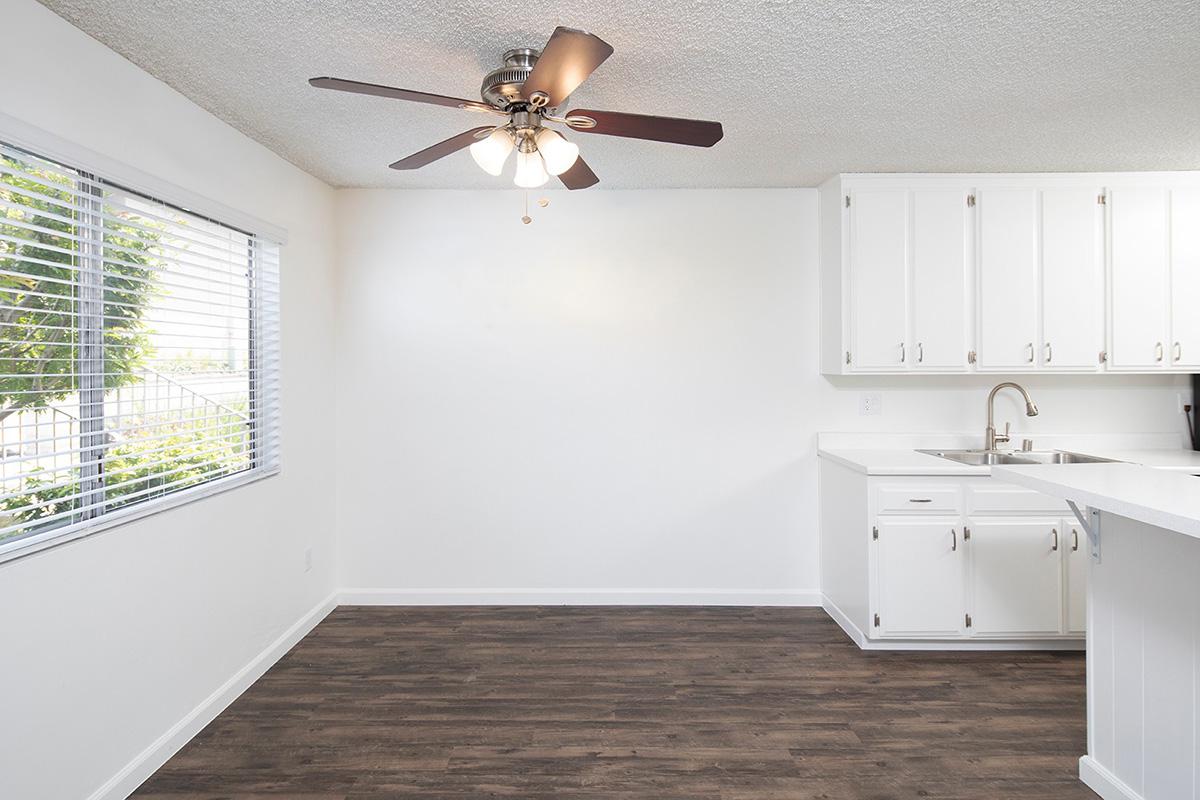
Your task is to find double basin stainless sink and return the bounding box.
[916,449,1118,466]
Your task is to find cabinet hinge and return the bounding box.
[874,613,880,628]
[967,194,976,207]
[1097,193,1107,205]
[967,350,977,365]
[872,526,879,540]
[963,527,971,540]
[845,195,851,208]
[965,613,972,628]
[1099,350,1108,363]
[845,350,852,365]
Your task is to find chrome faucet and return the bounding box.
[986,382,1039,450]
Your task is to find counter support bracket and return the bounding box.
[1067,500,1101,561]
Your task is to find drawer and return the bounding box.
[966,482,1070,514]
[874,483,962,515]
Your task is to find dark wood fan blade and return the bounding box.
[389,127,494,170]
[309,77,492,112]
[521,27,613,108]
[566,109,724,147]
[558,156,599,190]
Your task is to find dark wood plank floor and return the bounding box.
[134,607,1096,799]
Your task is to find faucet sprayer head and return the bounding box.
[1025,401,1039,417]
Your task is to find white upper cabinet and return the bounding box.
[842,186,970,372]
[1170,190,1200,369]
[820,173,1200,375]
[1041,188,1104,370]
[911,189,970,370]
[1109,187,1170,369]
[977,189,1039,369]
[848,189,909,370]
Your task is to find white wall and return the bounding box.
[0,2,339,799]
[334,188,1190,602]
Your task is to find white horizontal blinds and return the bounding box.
[0,141,281,551]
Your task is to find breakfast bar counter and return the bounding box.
[994,464,1200,800]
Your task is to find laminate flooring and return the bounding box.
[134,606,1096,799]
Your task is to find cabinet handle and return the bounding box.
[1155,342,1164,362]
[1174,342,1182,362]
[1072,529,1079,552]
[908,498,933,503]
[1026,342,1035,363]
[918,342,924,363]
[900,342,906,363]
[1052,528,1059,551]
[952,528,957,551]
[1045,342,1052,363]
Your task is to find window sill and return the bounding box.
[0,467,280,566]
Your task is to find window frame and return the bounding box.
[0,114,283,565]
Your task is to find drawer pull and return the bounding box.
[908,498,933,503]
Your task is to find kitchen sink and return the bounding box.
[916,449,1119,466]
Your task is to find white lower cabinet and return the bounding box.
[818,458,1087,648]
[1064,518,1088,634]
[862,475,1084,645]
[876,518,965,637]
[966,518,1063,636]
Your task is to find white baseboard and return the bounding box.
[821,595,1085,651]
[88,591,338,800]
[338,588,823,607]
[821,595,867,647]
[1079,756,1143,800]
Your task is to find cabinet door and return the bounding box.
[1170,189,1200,369]
[849,190,909,370]
[875,518,964,637]
[977,189,1039,369]
[1042,188,1103,370]
[967,519,1063,636]
[1064,519,1087,635]
[1110,188,1170,369]
[912,189,969,370]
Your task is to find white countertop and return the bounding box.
[819,447,1200,476]
[993,463,1200,540]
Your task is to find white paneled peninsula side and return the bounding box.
[994,464,1200,800]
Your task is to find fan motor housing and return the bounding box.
[480,48,540,109]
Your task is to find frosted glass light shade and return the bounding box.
[534,128,580,175]
[513,149,550,188]
[469,128,514,176]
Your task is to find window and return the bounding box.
[0,141,280,560]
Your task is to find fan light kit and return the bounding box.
[310,27,724,190]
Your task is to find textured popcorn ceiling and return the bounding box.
[37,0,1200,189]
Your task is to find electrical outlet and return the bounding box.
[860,392,883,416]
[304,547,313,573]
[1179,393,1191,415]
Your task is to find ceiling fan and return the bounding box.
[309,26,724,190]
